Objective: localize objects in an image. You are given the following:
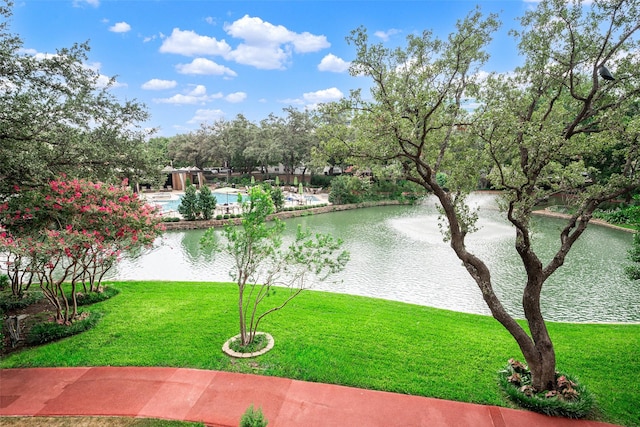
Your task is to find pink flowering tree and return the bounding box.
[0,178,164,321]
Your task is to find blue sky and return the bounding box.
[11,0,538,137]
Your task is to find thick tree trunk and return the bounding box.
[522,274,557,391]
[527,346,557,391]
[431,184,558,391]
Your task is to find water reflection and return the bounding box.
[111,193,638,323]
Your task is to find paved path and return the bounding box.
[0,367,619,427]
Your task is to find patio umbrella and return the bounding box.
[299,182,304,195]
[275,176,280,186]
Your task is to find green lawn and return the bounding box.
[1,281,638,427]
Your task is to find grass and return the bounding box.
[1,281,639,427]
[229,333,268,353]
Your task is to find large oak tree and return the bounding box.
[0,1,160,197]
[318,0,639,392]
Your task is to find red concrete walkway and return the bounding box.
[0,367,619,427]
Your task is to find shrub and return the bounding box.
[593,204,640,225]
[625,231,640,280]
[498,359,596,419]
[198,185,217,220]
[26,311,102,345]
[310,174,333,187]
[266,184,284,212]
[178,183,201,220]
[0,291,44,312]
[328,175,369,205]
[69,286,119,306]
[0,274,8,291]
[239,405,268,427]
[162,217,180,222]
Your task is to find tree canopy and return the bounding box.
[316,0,640,394]
[0,177,164,320]
[0,1,160,197]
[166,108,320,178]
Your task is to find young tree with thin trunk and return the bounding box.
[201,186,349,346]
[318,0,639,393]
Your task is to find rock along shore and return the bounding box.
[161,200,409,231]
[531,208,635,233]
[162,198,634,234]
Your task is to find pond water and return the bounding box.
[110,193,639,323]
[152,192,242,213]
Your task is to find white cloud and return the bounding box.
[159,16,329,71]
[226,44,290,70]
[224,15,330,70]
[155,94,203,105]
[279,87,344,108]
[73,0,99,7]
[224,15,303,50]
[96,74,126,89]
[188,108,225,124]
[292,31,331,53]
[188,85,207,96]
[278,97,306,106]
[318,54,350,73]
[109,22,131,33]
[225,92,247,103]
[175,58,237,76]
[28,51,53,60]
[302,87,344,104]
[159,28,232,56]
[374,29,401,42]
[141,79,177,90]
[154,85,223,105]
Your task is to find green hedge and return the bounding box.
[26,311,103,345]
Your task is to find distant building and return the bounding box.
[323,166,343,175]
[162,166,204,191]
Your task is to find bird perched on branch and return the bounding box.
[598,65,615,81]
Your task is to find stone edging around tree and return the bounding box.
[221,332,274,358]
